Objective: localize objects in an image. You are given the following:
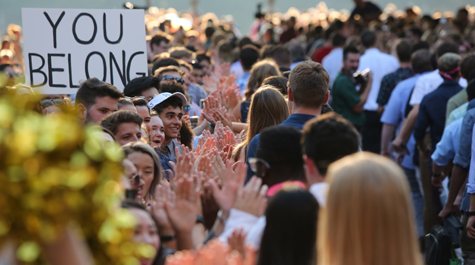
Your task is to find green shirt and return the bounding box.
[446,87,467,120]
[331,72,365,127]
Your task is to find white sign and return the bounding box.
[22,8,148,94]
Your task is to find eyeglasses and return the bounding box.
[160,75,185,85]
[183,105,191,112]
[249,158,270,173]
[40,99,70,108]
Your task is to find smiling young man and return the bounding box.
[75,78,123,124]
[148,92,187,163]
[100,110,143,146]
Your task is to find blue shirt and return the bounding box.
[414,80,462,152]
[453,100,475,169]
[245,113,316,181]
[237,72,250,97]
[158,151,174,181]
[446,102,468,126]
[381,74,420,170]
[188,83,208,106]
[431,118,462,167]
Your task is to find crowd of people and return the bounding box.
[2,0,475,264]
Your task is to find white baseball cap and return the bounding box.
[148,92,188,110]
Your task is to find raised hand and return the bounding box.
[228,228,247,258]
[151,181,175,233]
[234,176,268,217]
[209,161,247,212]
[165,177,199,234]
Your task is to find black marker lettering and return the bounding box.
[44,11,65,49]
[47,53,66,87]
[28,53,47,87]
[109,51,126,86]
[85,51,106,81]
[127,51,145,82]
[72,13,97,45]
[103,13,123,44]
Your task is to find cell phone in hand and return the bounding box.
[190,116,199,128]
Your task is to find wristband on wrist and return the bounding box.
[466,211,475,217]
[160,235,176,242]
[208,122,215,131]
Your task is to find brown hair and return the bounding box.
[169,47,194,60]
[234,86,289,160]
[100,110,143,135]
[122,142,162,201]
[288,61,329,109]
[153,65,185,78]
[245,59,281,99]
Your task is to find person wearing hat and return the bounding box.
[148,92,187,163]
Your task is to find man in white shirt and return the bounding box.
[322,33,346,89]
[357,30,399,153]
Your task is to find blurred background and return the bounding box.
[1,0,473,36]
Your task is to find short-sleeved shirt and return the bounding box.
[376,67,413,106]
[381,74,421,169]
[431,118,462,167]
[453,100,475,169]
[446,87,467,119]
[409,69,467,106]
[331,72,365,127]
[446,102,468,127]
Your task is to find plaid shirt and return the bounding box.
[376,67,413,106]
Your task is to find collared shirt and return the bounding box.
[414,80,462,151]
[322,47,343,89]
[431,118,462,167]
[290,61,304,70]
[381,74,421,169]
[446,102,468,127]
[331,72,365,127]
[187,83,208,106]
[466,123,475,194]
[230,61,244,81]
[357,48,400,111]
[158,151,174,181]
[376,67,413,106]
[237,72,250,97]
[163,139,180,164]
[409,69,467,106]
[453,100,475,169]
[446,87,467,118]
[246,113,316,181]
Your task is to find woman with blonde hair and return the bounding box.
[233,86,289,162]
[318,152,423,265]
[232,59,281,122]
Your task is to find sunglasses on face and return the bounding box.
[183,105,191,112]
[249,157,270,173]
[40,99,70,108]
[160,75,185,85]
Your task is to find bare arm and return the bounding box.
[380,124,395,157]
[439,164,468,218]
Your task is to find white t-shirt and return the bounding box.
[357,48,400,111]
[409,69,468,106]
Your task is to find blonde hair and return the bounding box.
[234,86,289,160]
[318,152,422,265]
[245,59,281,99]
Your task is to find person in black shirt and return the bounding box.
[351,0,382,24]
